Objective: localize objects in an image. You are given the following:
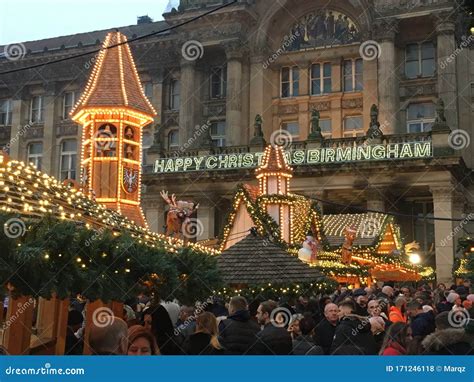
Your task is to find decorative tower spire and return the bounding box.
[255,144,293,195]
[255,144,293,242]
[71,31,157,227]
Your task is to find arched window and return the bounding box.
[406,103,435,133]
[168,130,179,149]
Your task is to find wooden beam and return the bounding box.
[55,299,70,355]
[3,295,35,355]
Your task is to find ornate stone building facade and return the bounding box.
[0,0,473,282]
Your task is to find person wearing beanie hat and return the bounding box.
[467,294,474,303]
[446,292,460,304]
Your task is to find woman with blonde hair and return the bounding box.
[184,312,224,355]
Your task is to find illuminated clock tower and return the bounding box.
[71,31,156,227]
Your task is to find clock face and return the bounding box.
[122,167,139,194]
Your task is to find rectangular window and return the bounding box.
[311,63,332,95]
[407,103,435,133]
[210,67,227,99]
[60,139,77,180]
[343,59,363,92]
[170,80,180,110]
[281,66,299,98]
[30,96,44,124]
[210,121,226,147]
[0,99,12,126]
[27,142,43,170]
[282,121,299,140]
[142,82,153,100]
[320,119,332,138]
[405,42,435,78]
[343,116,364,137]
[62,92,76,119]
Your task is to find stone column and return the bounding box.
[225,43,243,146]
[144,197,166,234]
[374,18,399,134]
[42,89,59,176]
[197,200,215,240]
[179,58,197,145]
[366,187,386,212]
[431,185,456,284]
[434,12,458,130]
[8,97,27,159]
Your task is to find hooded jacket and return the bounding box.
[330,315,378,355]
[421,328,474,355]
[219,310,260,355]
[410,311,435,338]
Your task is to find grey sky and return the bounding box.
[0,0,178,45]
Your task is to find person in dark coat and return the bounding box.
[292,317,323,355]
[313,302,338,354]
[251,300,293,355]
[421,312,474,355]
[352,288,369,317]
[406,301,435,338]
[330,300,377,355]
[184,312,224,355]
[145,304,182,355]
[65,310,84,355]
[219,296,260,355]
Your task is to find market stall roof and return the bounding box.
[0,154,216,256]
[218,231,328,285]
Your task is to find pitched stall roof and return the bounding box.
[71,31,156,119]
[218,233,327,285]
[0,156,216,256]
[322,212,391,248]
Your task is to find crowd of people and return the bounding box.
[65,280,474,355]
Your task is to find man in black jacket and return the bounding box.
[407,300,435,338]
[313,302,338,354]
[219,296,260,355]
[251,300,293,355]
[330,300,377,355]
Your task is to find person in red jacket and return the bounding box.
[379,322,411,355]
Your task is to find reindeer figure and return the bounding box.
[341,226,357,265]
[160,190,199,241]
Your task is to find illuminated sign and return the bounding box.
[153,141,432,174]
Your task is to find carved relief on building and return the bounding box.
[342,98,363,109]
[162,111,179,128]
[309,101,330,111]
[203,101,226,117]
[56,123,78,137]
[282,9,360,52]
[400,83,436,98]
[23,126,44,139]
[278,104,299,114]
[375,0,451,14]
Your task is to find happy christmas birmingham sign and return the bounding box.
[153,141,432,174]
